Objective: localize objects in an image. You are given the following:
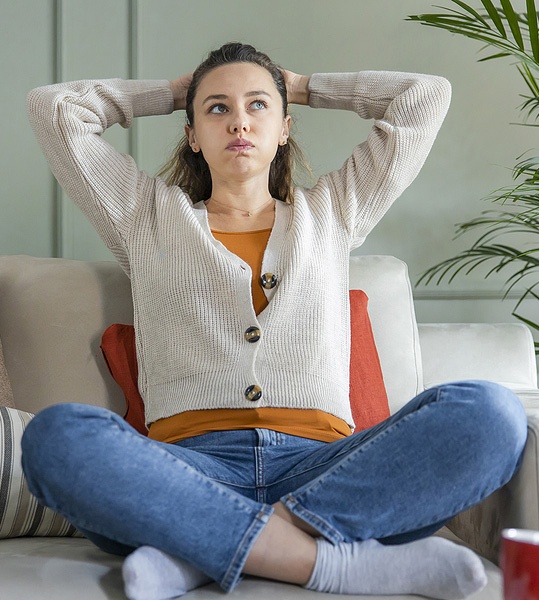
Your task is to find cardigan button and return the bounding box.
[260,272,277,289]
[244,326,261,343]
[244,385,262,402]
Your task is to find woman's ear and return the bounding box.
[185,125,200,152]
[279,115,291,146]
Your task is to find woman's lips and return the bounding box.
[226,140,254,150]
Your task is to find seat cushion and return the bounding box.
[0,533,503,599]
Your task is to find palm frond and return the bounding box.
[408,2,539,70]
[410,1,539,350]
[499,0,525,48]
[526,0,539,61]
[442,0,490,24]
[481,0,508,35]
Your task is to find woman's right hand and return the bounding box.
[170,74,193,111]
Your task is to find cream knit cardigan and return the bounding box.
[27,71,451,429]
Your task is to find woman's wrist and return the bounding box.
[170,74,192,111]
[290,75,311,105]
[284,71,311,106]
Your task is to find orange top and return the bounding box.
[149,407,351,444]
[213,228,272,316]
[148,227,352,444]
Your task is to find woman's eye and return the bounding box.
[251,100,267,110]
[209,104,227,114]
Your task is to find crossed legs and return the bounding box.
[22,381,527,598]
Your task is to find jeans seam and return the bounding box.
[220,504,273,591]
[283,495,345,544]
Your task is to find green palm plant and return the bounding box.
[408,1,539,349]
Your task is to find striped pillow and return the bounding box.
[0,407,79,538]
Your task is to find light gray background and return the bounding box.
[2,0,536,325]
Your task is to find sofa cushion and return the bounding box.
[0,256,133,416]
[418,323,538,391]
[0,338,15,408]
[349,255,423,413]
[0,407,79,538]
[0,534,504,600]
[101,290,391,434]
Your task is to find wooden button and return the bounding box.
[260,273,277,289]
[244,385,262,401]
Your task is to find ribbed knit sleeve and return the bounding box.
[26,79,174,271]
[308,71,451,247]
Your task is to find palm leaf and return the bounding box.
[511,310,539,342]
[478,51,513,60]
[526,0,539,61]
[481,0,507,36]
[514,285,539,312]
[500,0,525,48]
[443,0,490,24]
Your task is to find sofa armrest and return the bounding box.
[418,322,537,390]
[447,402,539,565]
[418,323,539,564]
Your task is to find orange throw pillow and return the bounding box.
[101,290,390,436]
[100,324,147,435]
[348,289,390,431]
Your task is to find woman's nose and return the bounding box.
[229,116,250,134]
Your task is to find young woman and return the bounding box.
[22,43,526,600]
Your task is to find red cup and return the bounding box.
[501,528,539,600]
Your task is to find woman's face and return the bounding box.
[186,62,290,187]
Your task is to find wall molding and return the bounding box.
[413,289,525,301]
[53,0,63,258]
[128,0,139,162]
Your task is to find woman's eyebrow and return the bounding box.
[202,90,271,105]
[245,90,271,98]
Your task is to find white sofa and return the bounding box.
[0,253,537,600]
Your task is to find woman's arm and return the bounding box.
[27,79,174,268]
[304,71,452,247]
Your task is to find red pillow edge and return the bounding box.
[349,289,391,432]
[101,323,147,435]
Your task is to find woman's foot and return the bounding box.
[305,536,487,599]
[122,546,211,600]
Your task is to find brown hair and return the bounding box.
[158,42,306,204]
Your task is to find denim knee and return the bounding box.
[21,403,118,501]
[440,380,527,477]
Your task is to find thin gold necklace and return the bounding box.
[205,196,274,217]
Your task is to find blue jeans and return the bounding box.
[21,380,527,592]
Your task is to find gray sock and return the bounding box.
[305,536,487,599]
[122,546,212,600]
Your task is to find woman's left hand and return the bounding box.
[170,74,193,111]
[282,69,310,106]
